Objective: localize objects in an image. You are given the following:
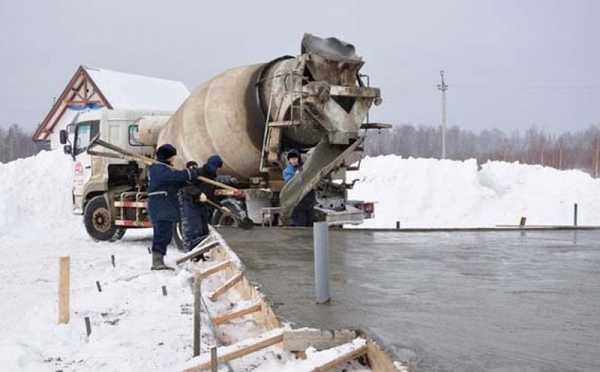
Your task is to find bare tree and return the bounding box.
[365,123,600,177]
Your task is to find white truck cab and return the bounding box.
[60,108,171,240]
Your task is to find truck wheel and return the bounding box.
[212,210,237,227]
[211,199,243,227]
[84,195,121,242]
[172,222,186,252]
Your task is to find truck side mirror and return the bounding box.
[63,144,72,155]
[59,129,68,144]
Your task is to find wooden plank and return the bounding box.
[283,329,357,352]
[367,340,401,372]
[58,256,70,324]
[208,272,243,301]
[213,302,262,325]
[183,329,284,372]
[176,240,220,265]
[310,343,368,372]
[196,260,232,280]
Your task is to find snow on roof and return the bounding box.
[84,66,189,112]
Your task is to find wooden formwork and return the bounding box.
[182,229,401,372]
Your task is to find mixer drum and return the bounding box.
[157,64,267,178]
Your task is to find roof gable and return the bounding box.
[33,65,189,141]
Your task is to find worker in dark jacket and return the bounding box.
[148,144,198,270]
[179,155,223,251]
[283,149,316,226]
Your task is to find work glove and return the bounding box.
[199,193,208,203]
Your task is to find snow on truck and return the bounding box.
[59,34,389,243]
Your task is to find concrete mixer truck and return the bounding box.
[60,34,389,243]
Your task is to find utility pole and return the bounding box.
[437,70,448,159]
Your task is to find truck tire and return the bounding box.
[211,199,244,227]
[212,209,237,227]
[172,222,186,252]
[83,195,124,242]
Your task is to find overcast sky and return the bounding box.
[1,0,598,133]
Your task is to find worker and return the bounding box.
[179,155,224,251]
[283,150,316,226]
[147,144,199,270]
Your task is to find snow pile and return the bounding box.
[0,150,77,237]
[349,156,600,228]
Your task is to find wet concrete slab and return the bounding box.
[218,227,600,372]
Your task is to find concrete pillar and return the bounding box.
[313,222,330,304]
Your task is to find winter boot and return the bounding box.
[151,252,174,271]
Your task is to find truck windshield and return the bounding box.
[74,120,100,156]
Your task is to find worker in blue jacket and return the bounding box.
[147,144,199,270]
[179,155,224,251]
[283,149,316,226]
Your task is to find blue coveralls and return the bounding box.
[283,163,316,226]
[147,163,192,255]
[179,158,222,250]
[178,186,210,251]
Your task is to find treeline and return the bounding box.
[365,124,600,176]
[4,121,600,176]
[0,124,48,163]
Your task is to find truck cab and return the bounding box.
[60,108,171,240]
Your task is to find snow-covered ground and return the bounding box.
[2,150,599,370]
[0,150,376,371]
[0,151,203,371]
[349,155,600,228]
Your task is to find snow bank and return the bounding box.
[349,156,600,228]
[3,151,599,233]
[0,150,76,237]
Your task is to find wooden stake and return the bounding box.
[96,281,102,292]
[193,273,202,357]
[208,272,243,302]
[58,256,70,324]
[519,217,527,227]
[162,285,167,296]
[84,316,92,337]
[176,241,220,265]
[111,255,115,268]
[213,302,262,325]
[210,346,218,372]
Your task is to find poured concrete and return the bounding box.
[218,227,600,371]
